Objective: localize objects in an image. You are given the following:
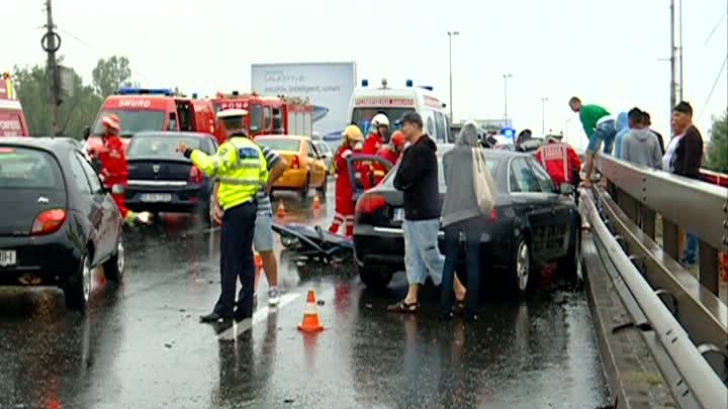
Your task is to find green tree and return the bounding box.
[706,110,728,173]
[13,64,103,138]
[92,56,131,98]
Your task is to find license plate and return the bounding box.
[0,250,17,267]
[393,208,404,222]
[140,193,172,203]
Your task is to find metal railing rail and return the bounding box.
[581,188,727,409]
[595,155,728,296]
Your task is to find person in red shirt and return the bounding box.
[534,132,582,190]
[329,125,364,238]
[360,114,390,189]
[94,114,150,225]
[372,130,405,185]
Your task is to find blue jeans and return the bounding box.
[682,232,698,263]
[441,220,481,317]
[403,219,444,286]
[586,119,617,155]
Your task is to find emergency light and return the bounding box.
[192,93,198,99]
[117,87,172,96]
[405,80,413,87]
[501,127,516,138]
[419,86,434,91]
[361,79,369,87]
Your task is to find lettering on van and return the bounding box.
[220,101,248,110]
[354,97,415,107]
[117,99,152,108]
[0,118,21,132]
[423,96,442,109]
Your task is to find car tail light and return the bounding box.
[31,209,66,235]
[356,193,386,214]
[489,208,497,221]
[188,166,203,184]
[290,155,301,169]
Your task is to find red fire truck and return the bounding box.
[0,72,29,137]
[209,91,313,140]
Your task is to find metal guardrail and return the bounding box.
[581,188,727,409]
[595,155,728,296]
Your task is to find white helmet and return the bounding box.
[371,114,390,129]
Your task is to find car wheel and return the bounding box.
[557,225,581,285]
[299,173,310,201]
[65,252,92,311]
[103,237,125,282]
[510,238,532,296]
[316,173,327,197]
[199,191,214,226]
[358,265,394,289]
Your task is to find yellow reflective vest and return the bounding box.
[189,137,268,210]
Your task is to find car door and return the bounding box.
[528,157,573,258]
[508,157,553,261]
[306,140,325,187]
[68,152,107,264]
[346,154,394,202]
[76,152,120,260]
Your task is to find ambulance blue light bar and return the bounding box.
[117,87,172,96]
[361,79,369,87]
[419,86,433,91]
[501,127,516,138]
[405,79,413,87]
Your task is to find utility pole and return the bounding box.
[503,74,512,127]
[43,0,60,136]
[669,0,677,112]
[678,0,684,101]
[541,97,549,135]
[447,31,459,123]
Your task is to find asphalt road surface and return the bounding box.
[0,182,611,409]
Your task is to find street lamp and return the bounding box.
[541,97,549,135]
[447,31,460,122]
[503,74,513,127]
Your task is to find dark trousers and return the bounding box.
[441,218,482,317]
[214,201,257,317]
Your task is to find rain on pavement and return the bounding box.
[0,181,611,409]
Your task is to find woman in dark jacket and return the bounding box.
[440,121,492,322]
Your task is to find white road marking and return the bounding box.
[217,293,300,341]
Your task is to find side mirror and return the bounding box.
[83,126,91,140]
[560,183,574,195]
[111,184,125,195]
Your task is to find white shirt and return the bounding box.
[662,133,684,172]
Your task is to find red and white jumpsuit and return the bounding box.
[97,134,133,222]
[328,145,357,237]
[372,144,399,186]
[534,141,582,186]
[360,132,383,189]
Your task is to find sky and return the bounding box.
[2,0,727,147]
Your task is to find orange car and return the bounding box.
[255,135,328,199]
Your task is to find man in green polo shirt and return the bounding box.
[569,97,617,186]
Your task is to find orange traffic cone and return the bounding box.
[312,192,321,210]
[297,290,324,333]
[276,199,285,218]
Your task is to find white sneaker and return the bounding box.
[268,287,280,306]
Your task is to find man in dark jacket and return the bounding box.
[388,111,444,313]
[667,101,704,265]
[641,112,665,154]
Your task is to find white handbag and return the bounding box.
[471,147,497,213]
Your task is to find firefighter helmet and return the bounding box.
[371,114,390,129]
[390,130,405,147]
[342,125,364,142]
[101,114,121,133]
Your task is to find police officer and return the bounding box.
[178,109,269,323]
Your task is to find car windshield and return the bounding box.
[256,138,301,152]
[380,153,499,190]
[0,146,64,189]
[314,142,330,154]
[93,109,165,137]
[351,107,412,135]
[127,135,205,158]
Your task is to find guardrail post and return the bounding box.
[662,219,680,260]
[642,207,656,239]
[699,241,719,295]
[617,188,639,224]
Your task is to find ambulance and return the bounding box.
[346,79,453,143]
[86,87,218,153]
[0,72,29,137]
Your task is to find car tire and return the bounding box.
[316,173,327,198]
[510,237,533,297]
[358,265,394,289]
[299,173,310,201]
[65,252,92,311]
[556,224,581,285]
[199,191,214,226]
[103,236,125,282]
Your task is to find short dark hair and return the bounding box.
[673,101,693,115]
[641,111,651,124]
[628,108,643,123]
[569,96,581,105]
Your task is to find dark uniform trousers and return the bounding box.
[215,201,257,317]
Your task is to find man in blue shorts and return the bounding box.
[569,96,617,186]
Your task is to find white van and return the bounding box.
[346,79,453,143]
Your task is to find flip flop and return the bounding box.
[387,300,419,314]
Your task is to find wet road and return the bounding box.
[0,182,611,409]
